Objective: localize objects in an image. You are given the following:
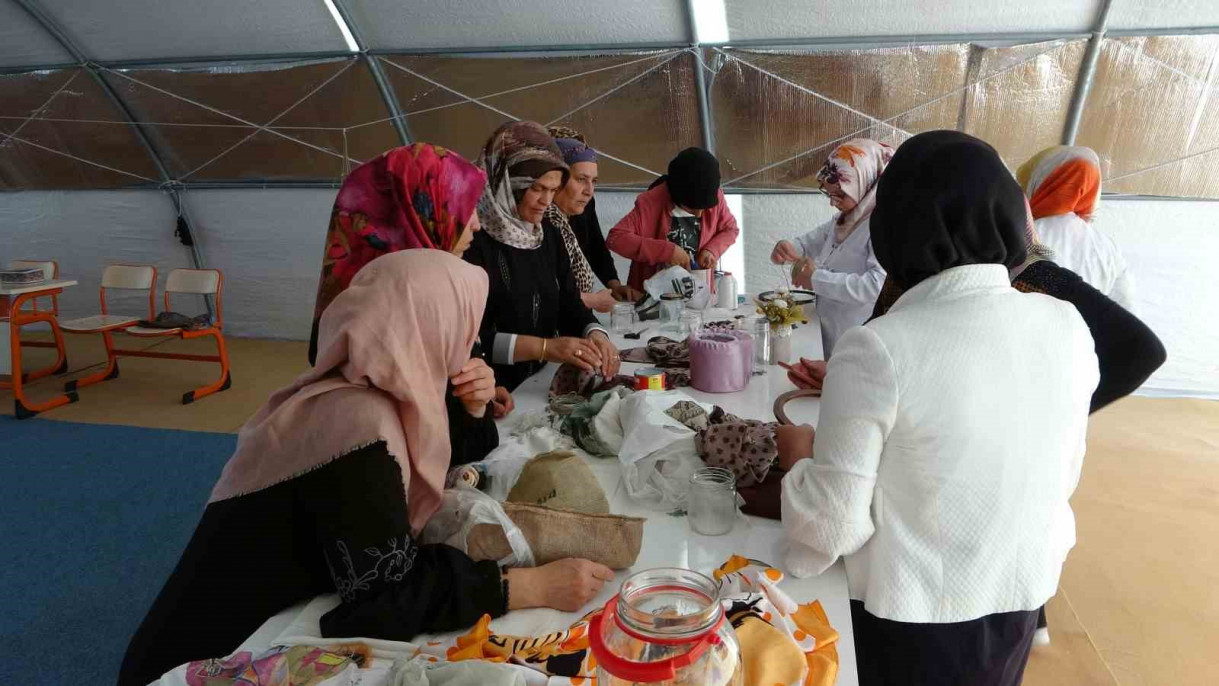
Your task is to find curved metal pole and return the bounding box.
[1063,0,1115,145]
[330,0,413,146]
[11,0,211,314]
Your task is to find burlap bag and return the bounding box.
[506,451,609,514]
[467,502,645,570]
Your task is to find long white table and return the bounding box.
[236,302,857,684]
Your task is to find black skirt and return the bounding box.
[851,600,1039,686]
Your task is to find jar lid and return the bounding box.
[660,292,684,301]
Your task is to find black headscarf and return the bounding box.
[870,130,1027,289]
[661,147,721,210]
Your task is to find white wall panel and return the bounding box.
[724,0,1100,41]
[1108,1,1219,31]
[346,0,689,50]
[39,0,349,61]
[0,190,193,322]
[180,188,335,340]
[0,2,72,66]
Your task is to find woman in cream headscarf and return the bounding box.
[1018,146,1136,312]
[120,251,614,686]
[770,139,893,357]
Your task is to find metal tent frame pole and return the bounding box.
[329,0,412,146]
[11,0,212,315]
[683,0,716,153]
[1063,0,1116,145]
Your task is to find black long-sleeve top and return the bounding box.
[1013,260,1166,413]
[463,226,601,391]
[567,197,621,287]
[119,441,503,686]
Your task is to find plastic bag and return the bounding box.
[641,265,713,311]
[419,487,535,568]
[615,390,711,511]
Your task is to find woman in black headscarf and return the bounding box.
[779,131,1101,686]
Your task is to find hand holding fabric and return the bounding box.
[588,331,621,378]
[507,558,615,612]
[783,357,827,390]
[491,386,515,418]
[450,358,497,419]
[610,282,644,303]
[697,249,718,272]
[547,337,602,372]
[669,242,693,268]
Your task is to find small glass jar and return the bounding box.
[611,302,636,334]
[751,316,771,367]
[660,293,685,325]
[771,323,793,365]
[590,568,743,686]
[688,467,738,536]
[679,310,703,338]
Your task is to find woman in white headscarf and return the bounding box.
[770,139,893,357]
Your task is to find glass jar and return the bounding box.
[688,467,738,536]
[678,310,703,339]
[751,316,771,367]
[771,324,793,365]
[660,293,685,325]
[590,568,742,686]
[612,302,636,334]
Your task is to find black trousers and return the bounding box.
[851,601,1038,686]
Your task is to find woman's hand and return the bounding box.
[609,282,643,303]
[792,257,816,289]
[696,250,717,272]
[588,331,621,378]
[490,386,514,419]
[450,358,497,418]
[545,336,603,372]
[581,289,617,313]
[506,559,615,612]
[771,240,801,264]
[669,243,692,269]
[776,424,816,471]
[781,357,827,391]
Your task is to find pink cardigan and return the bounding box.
[606,184,740,290]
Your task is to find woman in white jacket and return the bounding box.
[779,131,1099,686]
[770,139,893,357]
[1018,145,1136,312]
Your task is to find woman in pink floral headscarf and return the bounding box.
[769,138,894,357]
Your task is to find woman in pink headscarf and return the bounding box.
[770,139,893,358]
[121,251,613,686]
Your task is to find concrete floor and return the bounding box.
[5,333,1217,685]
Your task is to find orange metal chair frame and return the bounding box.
[61,265,158,393]
[8,259,68,382]
[114,270,232,405]
[3,284,77,419]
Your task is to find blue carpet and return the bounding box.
[0,418,237,685]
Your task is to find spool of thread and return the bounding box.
[633,367,667,391]
[445,463,490,491]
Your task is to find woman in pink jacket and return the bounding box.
[606,148,740,291]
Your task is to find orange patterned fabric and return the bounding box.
[1027,158,1101,221]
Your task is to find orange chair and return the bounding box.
[6,259,68,380]
[120,269,231,405]
[60,265,158,392]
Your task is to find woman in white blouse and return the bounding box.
[769,139,893,357]
[1018,145,1136,312]
[779,131,1099,686]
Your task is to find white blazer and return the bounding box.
[782,264,1099,624]
[794,217,885,357]
[1035,213,1136,313]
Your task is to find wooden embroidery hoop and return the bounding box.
[773,388,822,425]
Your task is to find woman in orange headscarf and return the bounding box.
[1017,146,1136,312]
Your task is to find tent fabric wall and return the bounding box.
[0,190,194,320]
[0,0,70,66]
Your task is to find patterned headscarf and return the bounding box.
[1017,146,1101,221]
[476,121,569,250]
[816,138,894,243]
[311,143,486,361]
[545,125,598,293]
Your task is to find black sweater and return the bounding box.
[464,226,599,391]
[564,197,621,287]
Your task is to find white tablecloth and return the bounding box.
[236,303,858,685]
